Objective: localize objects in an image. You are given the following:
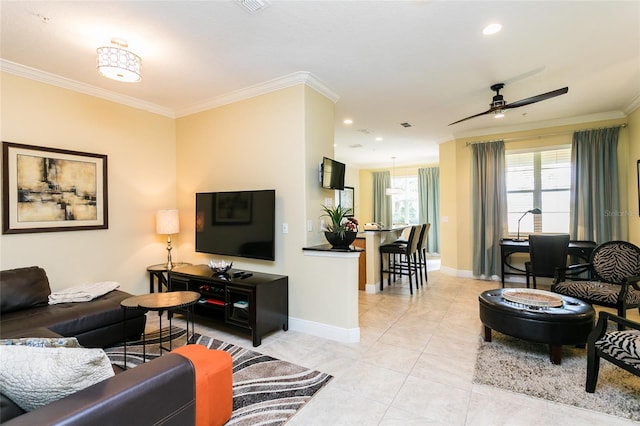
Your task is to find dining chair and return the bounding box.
[525,233,570,289]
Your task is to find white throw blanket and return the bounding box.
[48,281,120,305]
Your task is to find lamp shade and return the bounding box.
[156,210,179,235]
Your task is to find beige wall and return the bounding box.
[0,72,176,294]
[0,72,358,334]
[439,116,632,275]
[175,84,358,331]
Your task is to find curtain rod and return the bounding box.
[465,123,627,147]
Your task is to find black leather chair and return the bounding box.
[552,240,640,320]
[525,233,570,289]
[586,312,640,392]
[379,225,421,294]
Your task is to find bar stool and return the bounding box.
[416,223,431,286]
[388,224,430,289]
[379,225,421,294]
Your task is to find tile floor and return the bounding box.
[153,262,640,426]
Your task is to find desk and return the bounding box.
[500,239,596,287]
[363,226,410,293]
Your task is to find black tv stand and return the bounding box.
[168,264,288,346]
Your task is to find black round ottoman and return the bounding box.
[478,288,595,364]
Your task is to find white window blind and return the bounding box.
[506,147,571,236]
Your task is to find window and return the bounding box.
[391,175,419,225]
[505,147,571,237]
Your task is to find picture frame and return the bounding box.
[637,159,640,214]
[338,186,355,217]
[2,141,108,234]
[213,192,252,224]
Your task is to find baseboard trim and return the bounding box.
[288,317,360,343]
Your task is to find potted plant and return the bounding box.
[321,204,359,248]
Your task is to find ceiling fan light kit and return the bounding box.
[96,39,142,83]
[449,83,568,125]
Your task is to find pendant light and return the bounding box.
[386,157,403,196]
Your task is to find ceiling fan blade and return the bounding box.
[448,106,502,126]
[504,87,568,110]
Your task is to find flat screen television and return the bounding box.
[321,157,346,190]
[195,189,275,261]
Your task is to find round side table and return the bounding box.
[120,291,200,368]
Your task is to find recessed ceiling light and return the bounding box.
[483,23,502,35]
[375,137,383,141]
[343,119,353,125]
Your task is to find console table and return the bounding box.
[500,239,596,286]
[168,264,288,346]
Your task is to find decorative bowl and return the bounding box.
[208,260,233,275]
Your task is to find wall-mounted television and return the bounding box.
[321,157,346,190]
[195,189,275,261]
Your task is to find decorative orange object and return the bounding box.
[173,344,233,426]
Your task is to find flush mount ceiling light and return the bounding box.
[96,39,141,83]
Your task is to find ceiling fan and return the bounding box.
[449,83,568,125]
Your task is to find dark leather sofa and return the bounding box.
[4,353,197,425]
[0,266,156,423]
[0,266,146,348]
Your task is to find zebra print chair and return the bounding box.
[586,312,640,392]
[551,240,640,320]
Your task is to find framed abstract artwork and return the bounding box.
[2,142,108,234]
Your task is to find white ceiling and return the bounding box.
[1,1,639,169]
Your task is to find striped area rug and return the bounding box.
[105,327,332,425]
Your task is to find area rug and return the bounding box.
[473,332,640,421]
[105,326,332,425]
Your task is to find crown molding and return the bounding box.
[1,61,340,119]
[0,59,175,118]
[174,71,340,117]
[625,94,640,115]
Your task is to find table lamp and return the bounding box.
[514,208,542,242]
[156,209,179,270]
